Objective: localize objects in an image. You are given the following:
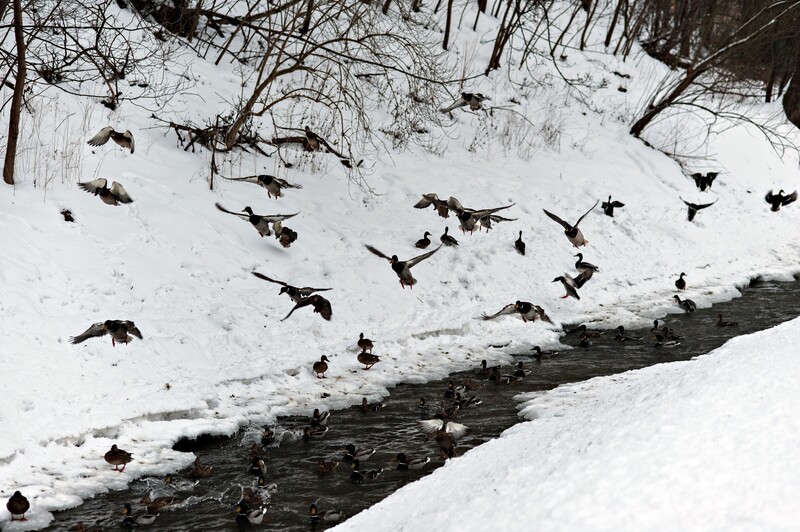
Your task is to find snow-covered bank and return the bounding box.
[336,317,800,531]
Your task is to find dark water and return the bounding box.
[50,278,800,531]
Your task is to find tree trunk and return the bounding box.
[783,54,800,129]
[3,0,25,186]
[442,0,455,50]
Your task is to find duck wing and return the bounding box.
[281,298,313,321]
[406,244,442,268]
[78,178,108,195]
[782,190,798,206]
[478,303,517,320]
[87,126,113,147]
[215,203,248,218]
[309,295,333,320]
[418,419,446,434]
[70,322,107,344]
[221,175,263,184]
[259,212,300,223]
[470,203,515,218]
[573,200,600,228]
[122,321,143,340]
[275,177,303,189]
[414,193,438,209]
[251,271,291,288]
[365,244,393,261]
[446,196,464,212]
[693,199,718,210]
[298,286,333,296]
[542,208,571,230]
[110,182,134,204]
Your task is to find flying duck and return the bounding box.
[357,333,374,353]
[415,231,432,249]
[477,212,516,231]
[235,503,266,525]
[251,272,332,303]
[343,444,375,462]
[222,174,302,199]
[215,203,298,238]
[419,419,468,459]
[440,227,459,246]
[311,408,330,426]
[357,351,380,370]
[87,127,134,153]
[716,314,739,327]
[553,274,581,300]
[574,253,599,282]
[601,195,625,217]
[281,294,332,321]
[673,295,697,312]
[543,200,599,247]
[393,453,430,471]
[312,355,330,378]
[350,460,383,482]
[690,172,719,192]
[6,491,29,521]
[615,326,643,341]
[440,92,490,113]
[71,320,142,347]
[309,503,341,524]
[414,193,450,218]
[675,272,686,290]
[680,197,717,222]
[365,244,442,288]
[765,189,798,211]
[480,300,551,323]
[104,444,133,472]
[78,178,134,205]
[455,204,515,234]
[122,504,156,527]
[515,231,525,255]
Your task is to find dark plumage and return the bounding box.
[350,460,383,482]
[543,200,599,247]
[365,244,442,289]
[765,189,797,212]
[188,457,212,479]
[309,503,341,524]
[357,351,380,370]
[479,301,551,323]
[394,453,430,471]
[251,272,332,303]
[360,397,385,412]
[440,227,459,246]
[673,295,697,313]
[215,203,298,238]
[122,503,156,527]
[311,408,330,426]
[675,272,686,290]
[515,231,525,255]
[553,275,581,300]
[716,314,739,327]
[615,326,643,341]
[104,444,133,472]
[414,194,450,218]
[415,231,432,249]
[312,355,330,378]
[357,333,374,353]
[440,92,490,113]
[87,127,134,153]
[222,174,302,199]
[343,444,375,461]
[281,294,332,321]
[78,178,133,205]
[6,491,29,521]
[419,419,468,459]
[680,197,717,222]
[690,171,719,192]
[71,320,142,347]
[601,195,625,217]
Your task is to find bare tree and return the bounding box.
[2,0,26,185]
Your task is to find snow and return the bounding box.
[2,1,800,529]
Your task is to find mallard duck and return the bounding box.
[440,227,459,246]
[574,253,599,283]
[261,429,275,447]
[273,221,299,248]
[256,476,277,495]
[479,301,551,323]
[281,294,332,321]
[302,426,328,441]
[357,351,380,370]
[478,360,501,376]
[122,503,156,527]
[309,503,341,523]
[443,381,456,399]
[188,456,212,479]
[567,324,603,337]
[419,419,468,459]
[513,361,528,378]
[365,244,442,288]
[87,127,134,153]
[317,460,339,473]
[251,272,332,304]
[515,231,526,255]
[222,174,302,199]
[414,194,450,218]
[675,272,687,290]
[680,197,717,222]
[553,275,581,300]
[357,333,374,353]
[673,295,697,312]
[312,356,330,378]
[393,453,430,471]
[215,203,298,238]
[415,231,432,248]
[455,204,515,234]
[6,491,29,521]
[615,326,643,341]
[350,460,383,482]
[543,200,599,247]
[248,456,268,477]
[240,487,264,506]
[716,314,739,327]
[71,320,142,347]
[140,495,179,513]
[488,369,519,385]
[360,397,385,412]
[417,397,431,417]
[104,444,133,472]
[601,195,625,217]
[235,503,266,525]
[311,408,330,427]
[654,334,681,348]
[690,172,719,192]
[578,334,591,348]
[477,212,517,231]
[440,92,490,113]
[343,444,375,461]
[78,178,133,205]
[304,126,321,151]
[453,392,482,408]
[651,320,683,341]
[765,189,798,211]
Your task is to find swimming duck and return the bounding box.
[122,503,156,527]
[188,456,213,479]
[716,314,739,327]
[690,171,719,192]
[222,174,303,199]
[675,272,687,290]
[248,456,268,477]
[261,429,275,447]
[87,127,134,153]
[215,203,298,238]
[140,495,179,513]
[478,360,501,376]
[566,324,603,338]
[651,320,683,341]
[104,444,133,472]
[765,189,798,211]
[312,355,330,378]
[443,381,457,399]
[281,294,332,321]
[71,320,142,347]
[453,392,482,408]
[251,272,332,304]
[419,419,468,459]
[680,197,717,222]
[78,178,133,205]
[302,426,329,441]
[360,397,385,412]
[357,351,380,370]
[343,444,375,462]
[365,244,442,289]
[311,408,330,426]
[68,523,101,532]
[440,227,459,246]
[317,460,339,473]
[415,231,432,249]
[673,295,697,312]
[414,194,450,218]
[240,487,264,506]
[488,370,519,385]
[601,195,625,217]
[309,503,341,524]
[417,397,431,417]
[654,334,681,348]
[394,453,430,471]
[578,334,591,348]
[6,491,29,521]
[530,346,558,360]
[235,503,266,525]
[350,460,383,483]
[513,361,528,378]
[515,231,526,255]
[440,92,490,113]
[553,275,581,300]
[357,333,374,353]
[543,200,599,247]
[615,326,643,341]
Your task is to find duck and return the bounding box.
[479,301,551,323]
[654,334,681,348]
[104,444,133,472]
[415,231,432,248]
[303,126,321,151]
[251,271,332,304]
[188,456,213,479]
[317,460,339,473]
[477,212,516,231]
[716,314,739,327]
[488,370,518,385]
[513,361,528,378]
[261,429,275,446]
[515,231,526,255]
[553,275,581,300]
[281,294,332,321]
[651,320,683,341]
[578,334,591,348]
[673,295,697,312]
[343,444,375,462]
[413,193,450,218]
[419,419,468,459]
[248,456,268,477]
[765,189,798,211]
[360,397,385,412]
[478,359,501,376]
[443,381,457,399]
[357,351,380,370]
[567,324,603,338]
[302,426,329,441]
[272,220,299,248]
[78,178,133,205]
[87,126,134,153]
[455,204,515,234]
[680,197,717,222]
[690,171,719,192]
[240,487,264,506]
[543,200,599,247]
[615,325,643,341]
[222,174,303,199]
[440,92,490,113]
[365,244,442,288]
[140,495,179,513]
[393,453,430,471]
[71,320,142,347]
[6,491,29,521]
[235,503,266,525]
[357,333,374,353]
[312,355,330,378]
[530,346,557,360]
[311,408,330,426]
[440,227,459,246]
[309,503,341,524]
[453,392,482,408]
[601,195,625,217]
[215,203,298,238]
[675,272,687,290]
[350,460,383,482]
[122,503,156,527]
